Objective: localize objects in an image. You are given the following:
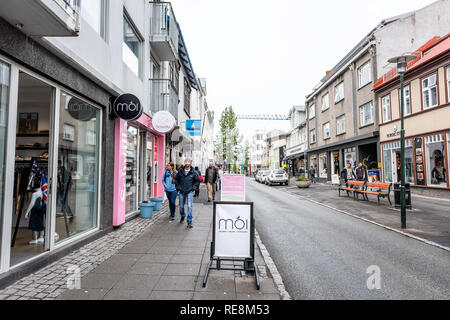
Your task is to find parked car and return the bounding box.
[257,170,269,183]
[265,169,289,186]
[254,169,261,180]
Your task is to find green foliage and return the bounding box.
[296,175,311,182]
[216,106,241,167]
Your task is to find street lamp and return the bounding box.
[387,54,416,229]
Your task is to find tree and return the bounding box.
[216,106,241,169]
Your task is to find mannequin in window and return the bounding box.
[431,150,446,185]
[57,160,73,217]
[25,188,45,245]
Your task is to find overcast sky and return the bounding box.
[170,0,436,139]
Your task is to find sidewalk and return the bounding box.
[284,180,450,248]
[54,185,280,300]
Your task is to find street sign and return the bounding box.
[221,174,245,202]
[186,120,202,136]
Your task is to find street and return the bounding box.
[247,178,450,300]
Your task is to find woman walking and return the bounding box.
[163,162,178,221]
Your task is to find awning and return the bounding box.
[283,152,305,161]
[177,23,199,90]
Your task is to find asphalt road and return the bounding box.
[247,178,450,300]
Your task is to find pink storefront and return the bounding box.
[113,114,166,227]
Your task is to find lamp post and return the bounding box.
[387,54,416,229]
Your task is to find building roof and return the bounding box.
[373,33,450,90]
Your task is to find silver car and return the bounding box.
[265,169,289,186]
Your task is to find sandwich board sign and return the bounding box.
[221,174,246,202]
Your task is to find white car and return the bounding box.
[258,170,269,183]
[265,169,289,186]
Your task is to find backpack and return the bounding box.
[198,175,204,183]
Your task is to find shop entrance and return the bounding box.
[10,72,54,266]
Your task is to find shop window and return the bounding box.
[0,61,10,254]
[146,134,154,200]
[309,154,317,178]
[381,95,391,123]
[126,125,139,213]
[425,134,446,187]
[383,148,392,182]
[422,74,438,109]
[56,92,101,243]
[81,0,105,38]
[359,101,373,127]
[401,86,411,116]
[383,141,414,184]
[123,14,142,77]
[344,147,356,168]
[319,152,328,178]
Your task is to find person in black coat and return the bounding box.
[353,162,368,182]
[175,159,199,228]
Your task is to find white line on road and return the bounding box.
[276,185,450,253]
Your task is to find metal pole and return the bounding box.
[400,73,406,229]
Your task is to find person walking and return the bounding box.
[309,165,316,184]
[218,165,223,191]
[194,166,202,197]
[205,161,218,202]
[175,159,199,228]
[353,162,368,182]
[162,162,178,221]
[340,162,355,185]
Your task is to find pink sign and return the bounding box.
[221,175,246,202]
[113,118,127,226]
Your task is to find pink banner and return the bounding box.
[113,118,127,227]
[221,174,246,202]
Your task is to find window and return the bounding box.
[86,130,96,146]
[344,147,356,168]
[319,152,328,178]
[358,61,371,88]
[336,115,345,135]
[381,95,391,123]
[334,82,344,103]
[321,93,329,111]
[309,104,315,119]
[383,141,414,184]
[425,134,446,186]
[184,78,191,116]
[81,0,105,38]
[447,68,450,102]
[422,74,438,109]
[310,129,316,144]
[126,125,139,213]
[360,101,373,127]
[401,86,411,116]
[0,61,10,247]
[123,14,142,77]
[323,122,330,140]
[63,124,75,141]
[169,61,180,93]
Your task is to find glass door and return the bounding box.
[146,133,154,201]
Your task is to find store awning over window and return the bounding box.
[178,23,199,90]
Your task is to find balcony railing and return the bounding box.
[150,2,179,61]
[150,79,179,121]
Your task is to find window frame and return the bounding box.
[321,93,329,111]
[358,61,372,88]
[81,0,107,39]
[421,73,438,110]
[310,128,316,144]
[184,77,191,117]
[359,101,374,127]
[381,94,391,123]
[336,114,346,135]
[123,11,143,78]
[334,81,344,104]
[399,85,411,117]
[309,103,315,120]
[322,122,330,140]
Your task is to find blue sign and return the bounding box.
[186,120,202,136]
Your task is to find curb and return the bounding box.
[281,187,450,253]
[255,230,292,300]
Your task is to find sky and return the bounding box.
[170,0,437,140]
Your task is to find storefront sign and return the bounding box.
[186,120,201,136]
[414,138,426,185]
[368,170,380,182]
[331,174,340,185]
[112,93,143,121]
[152,110,176,134]
[213,202,253,258]
[68,96,97,121]
[221,174,246,202]
[387,125,401,138]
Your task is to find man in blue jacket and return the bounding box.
[175,159,199,228]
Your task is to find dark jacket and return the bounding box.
[340,167,355,182]
[205,166,218,184]
[175,167,199,195]
[353,166,367,181]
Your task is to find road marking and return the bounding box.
[248,180,450,253]
[276,185,450,253]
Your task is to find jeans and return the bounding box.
[166,190,178,217]
[179,192,194,224]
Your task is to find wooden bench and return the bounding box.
[338,180,364,198]
[356,182,392,205]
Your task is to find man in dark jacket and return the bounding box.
[175,159,199,228]
[353,162,368,182]
[205,162,218,202]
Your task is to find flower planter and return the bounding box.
[295,180,311,188]
[150,197,164,211]
[139,202,155,219]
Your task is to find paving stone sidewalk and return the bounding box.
[282,180,450,248]
[56,188,280,300]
